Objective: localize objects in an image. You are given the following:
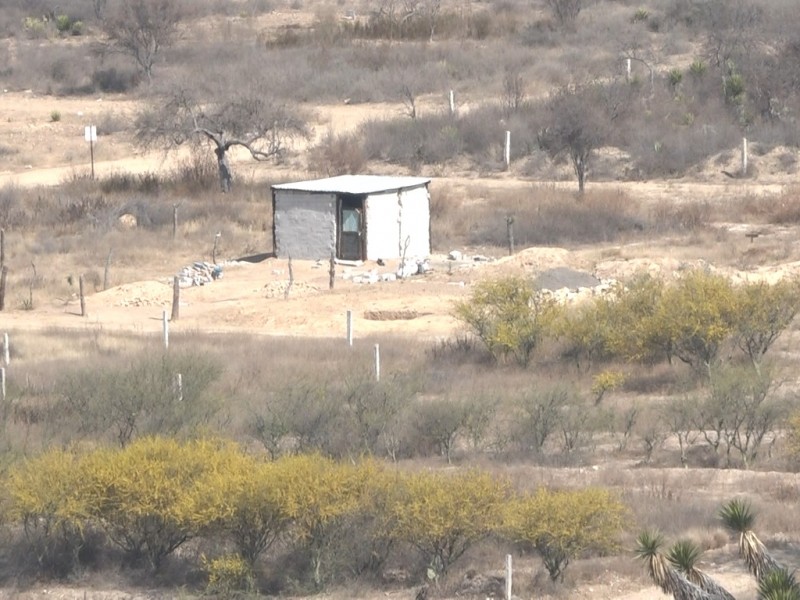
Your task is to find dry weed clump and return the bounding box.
[463,187,647,248]
[0,170,270,309]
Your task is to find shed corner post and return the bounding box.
[271,186,278,257]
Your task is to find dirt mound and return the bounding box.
[92,280,173,308]
[534,267,601,291]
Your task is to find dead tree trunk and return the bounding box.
[215,146,233,193]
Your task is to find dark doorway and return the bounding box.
[337,194,365,260]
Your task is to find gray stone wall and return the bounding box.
[274,191,336,260]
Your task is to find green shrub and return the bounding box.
[203,554,256,595]
[668,68,683,88]
[387,469,509,578]
[55,15,71,33]
[50,110,61,122]
[454,276,560,366]
[23,16,48,39]
[504,488,626,582]
[689,59,707,77]
[81,437,236,569]
[5,449,90,576]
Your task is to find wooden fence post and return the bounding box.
[0,228,4,270]
[0,266,7,311]
[171,276,180,321]
[329,252,336,290]
[103,249,113,291]
[0,367,5,404]
[212,232,221,264]
[506,216,515,255]
[172,204,179,240]
[79,274,86,317]
[284,257,294,300]
[374,343,380,382]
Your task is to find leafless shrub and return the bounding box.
[468,188,646,247]
[545,0,582,30]
[648,199,712,233]
[766,186,800,224]
[310,131,366,176]
[91,66,140,93]
[0,184,24,229]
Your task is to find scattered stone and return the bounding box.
[397,258,431,279]
[176,261,223,288]
[472,254,490,262]
[448,250,463,261]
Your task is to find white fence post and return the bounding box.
[2,332,8,367]
[626,57,632,82]
[374,343,380,382]
[505,554,512,600]
[346,310,353,347]
[504,130,511,169]
[449,89,455,115]
[162,310,169,350]
[174,373,183,402]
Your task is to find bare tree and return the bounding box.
[538,82,629,193]
[401,84,417,119]
[695,366,785,469]
[700,0,763,70]
[545,0,582,30]
[100,0,184,84]
[135,87,306,192]
[502,66,526,116]
[93,0,108,20]
[421,0,442,41]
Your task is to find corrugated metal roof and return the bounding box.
[272,174,430,195]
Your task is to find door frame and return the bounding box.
[336,193,366,260]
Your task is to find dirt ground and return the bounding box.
[1,90,797,341]
[1,91,800,599]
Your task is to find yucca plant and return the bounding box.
[720,499,782,582]
[636,530,715,600]
[757,569,800,600]
[668,539,736,600]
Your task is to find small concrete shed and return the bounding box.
[271,175,431,261]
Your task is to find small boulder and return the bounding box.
[118,213,137,229]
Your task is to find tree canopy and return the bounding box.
[135,86,305,192]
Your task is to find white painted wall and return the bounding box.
[398,186,431,258]
[274,191,336,260]
[364,191,401,261]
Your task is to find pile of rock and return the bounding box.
[176,262,223,288]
